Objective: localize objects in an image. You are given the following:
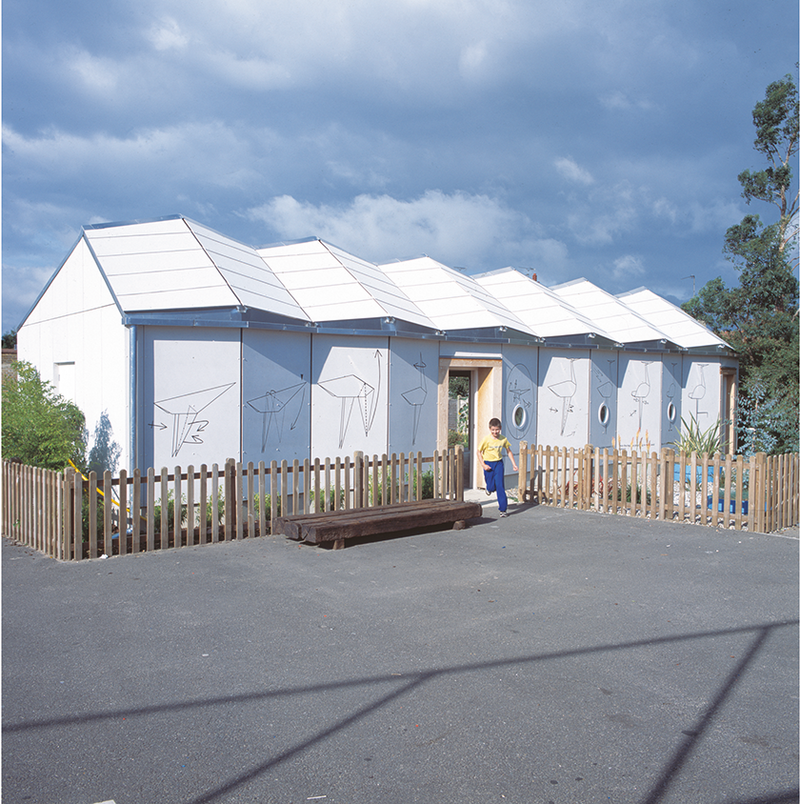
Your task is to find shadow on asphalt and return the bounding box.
[4,619,798,804]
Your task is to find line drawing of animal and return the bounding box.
[318,350,382,448]
[401,353,428,445]
[246,381,306,450]
[154,382,236,458]
[630,362,652,431]
[549,359,577,436]
[688,363,708,420]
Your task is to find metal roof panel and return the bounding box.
[617,288,730,349]
[551,279,674,344]
[475,268,613,340]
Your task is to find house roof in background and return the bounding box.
[258,239,434,328]
[84,216,309,321]
[22,215,733,353]
[550,278,678,347]
[379,256,535,335]
[616,287,731,350]
[473,267,614,341]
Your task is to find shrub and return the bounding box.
[672,415,722,455]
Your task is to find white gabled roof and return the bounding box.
[474,267,613,340]
[551,278,675,345]
[617,287,730,350]
[29,215,731,353]
[84,217,309,321]
[188,221,308,321]
[379,257,534,335]
[258,239,434,328]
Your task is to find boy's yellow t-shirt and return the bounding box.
[478,434,511,462]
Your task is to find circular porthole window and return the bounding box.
[513,404,527,430]
[598,403,610,426]
[667,402,677,423]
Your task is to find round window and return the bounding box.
[667,402,677,422]
[513,404,527,429]
[598,403,610,426]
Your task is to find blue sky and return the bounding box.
[3,0,798,330]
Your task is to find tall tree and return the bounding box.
[683,71,799,454]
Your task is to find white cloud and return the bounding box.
[555,157,594,186]
[459,41,488,79]
[66,48,119,94]
[205,51,293,90]
[611,254,645,282]
[247,190,567,272]
[147,17,189,51]
[1,123,274,191]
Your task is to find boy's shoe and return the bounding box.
[499,510,508,517]
[485,489,492,496]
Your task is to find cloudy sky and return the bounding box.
[3,0,797,329]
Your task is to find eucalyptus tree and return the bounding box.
[683,71,799,454]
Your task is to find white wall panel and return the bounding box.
[19,237,130,472]
[537,349,590,449]
[661,356,683,446]
[141,327,241,471]
[312,335,389,459]
[589,351,619,450]
[242,330,311,464]
[681,358,721,431]
[617,355,663,452]
[388,338,439,455]
[502,344,538,447]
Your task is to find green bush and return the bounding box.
[672,415,722,455]
[2,361,86,470]
[408,468,434,500]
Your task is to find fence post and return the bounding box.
[224,459,234,541]
[334,457,342,511]
[456,445,464,501]
[187,465,196,547]
[247,461,255,538]
[146,467,155,552]
[270,460,278,533]
[103,470,113,556]
[354,452,364,508]
[200,464,209,545]
[256,461,265,538]
[237,462,245,541]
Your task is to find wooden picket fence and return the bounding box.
[4,444,798,561]
[2,448,464,561]
[516,443,799,534]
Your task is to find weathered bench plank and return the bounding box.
[275,499,482,548]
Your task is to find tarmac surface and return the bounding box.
[3,496,798,804]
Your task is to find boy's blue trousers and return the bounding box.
[483,460,508,512]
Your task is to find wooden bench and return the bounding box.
[274,498,483,550]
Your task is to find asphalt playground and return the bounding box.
[3,495,798,804]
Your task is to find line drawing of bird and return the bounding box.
[630,362,651,431]
[246,381,306,450]
[154,382,236,458]
[401,354,428,445]
[596,359,615,399]
[688,363,708,420]
[318,350,382,448]
[549,359,578,436]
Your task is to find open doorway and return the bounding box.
[438,357,503,490]
[449,371,471,488]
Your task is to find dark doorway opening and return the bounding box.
[449,371,472,488]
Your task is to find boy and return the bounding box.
[478,418,518,517]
